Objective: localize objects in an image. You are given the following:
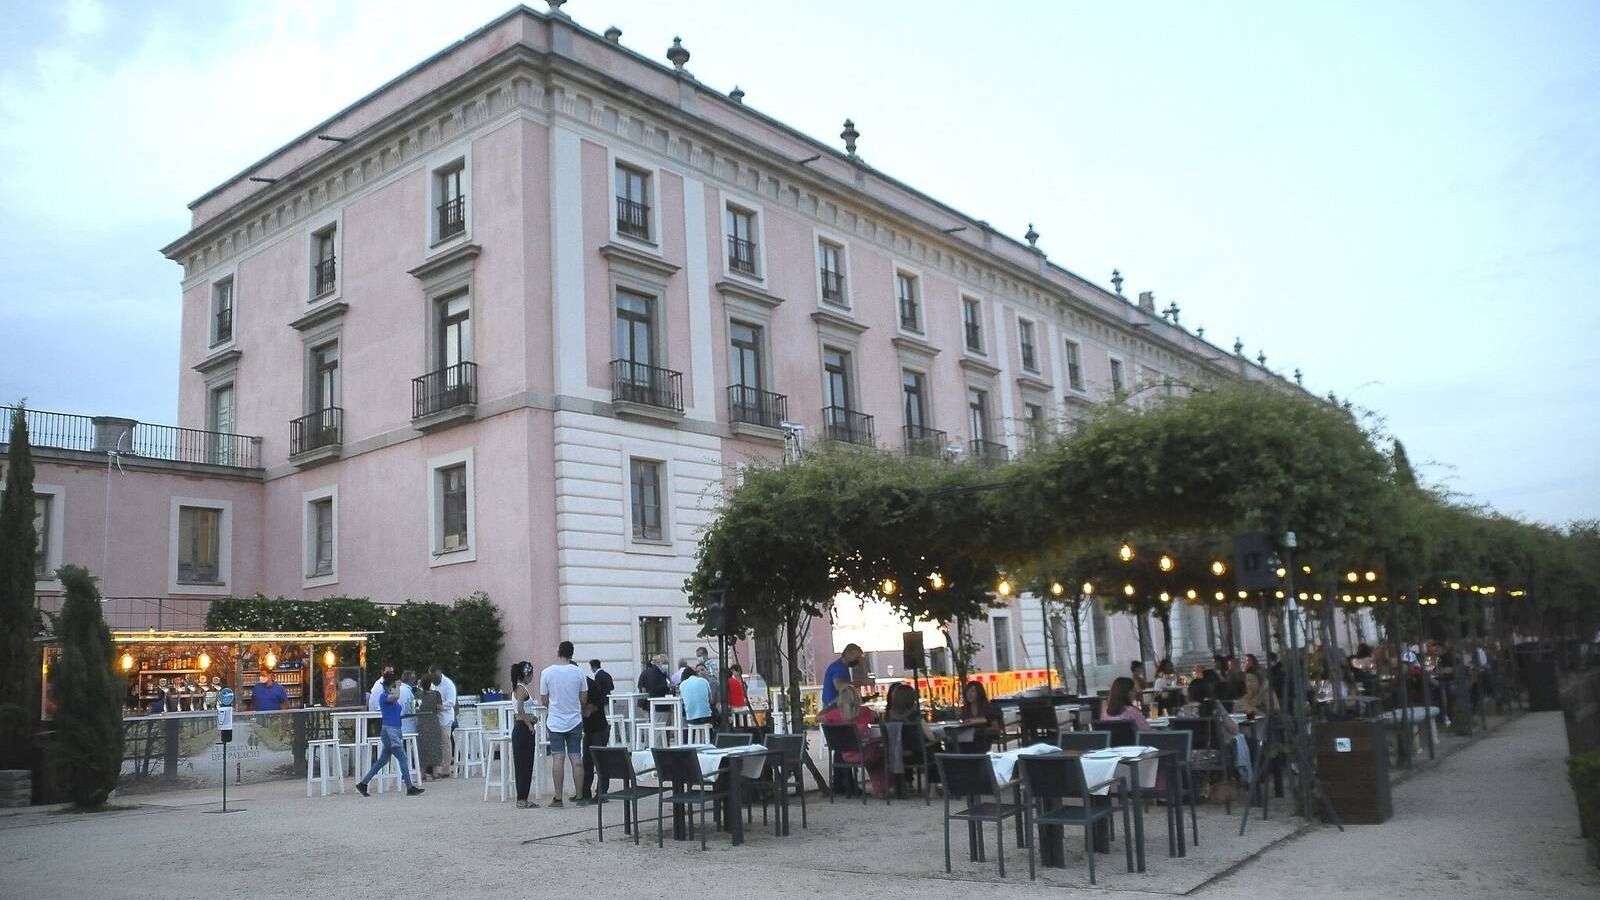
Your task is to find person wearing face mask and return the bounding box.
[637,653,670,713]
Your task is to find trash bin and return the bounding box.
[1315,720,1391,824]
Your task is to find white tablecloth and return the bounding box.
[630,744,769,781]
[989,743,1161,796]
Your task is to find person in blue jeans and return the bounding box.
[356,672,424,797]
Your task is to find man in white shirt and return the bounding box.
[539,641,588,808]
[399,670,419,737]
[368,665,395,712]
[428,664,458,728]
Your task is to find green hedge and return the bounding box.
[1571,752,1600,844]
[204,593,504,692]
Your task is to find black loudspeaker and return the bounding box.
[1232,532,1280,590]
[701,587,732,637]
[902,631,925,670]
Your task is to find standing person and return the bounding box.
[428,663,458,764]
[580,659,613,802]
[822,644,863,708]
[399,670,419,740]
[694,646,719,677]
[539,641,588,808]
[356,673,424,797]
[510,661,539,809]
[252,672,287,712]
[680,664,715,733]
[416,676,446,780]
[368,665,396,712]
[638,653,670,711]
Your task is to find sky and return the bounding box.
[1,1,1596,526]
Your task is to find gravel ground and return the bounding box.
[1,712,1592,900]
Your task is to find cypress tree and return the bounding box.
[54,566,122,808]
[0,403,39,770]
[1393,439,1419,491]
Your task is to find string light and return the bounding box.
[1118,543,1135,563]
[1364,571,1377,583]
[929,572,945,590]
[1158,555,1175,573]
[1210,561,1226,577]
[1082,581,1095,595]
[323,648,337,668]
[1122,583,1136,597]
[1346,571,1359,584]
[995,578,1011,597]
[264,651,278,670]
[1185,589,1197,600]
[1049,582,1065,597]
[120,652,134,672]
[882,578,898,596]
[1159,592,1171,603]
[198,653,211,670]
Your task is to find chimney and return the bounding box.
[1137,291,1156,313]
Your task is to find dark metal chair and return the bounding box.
[821,722,877,805]
[1092,719,1137,747]
[885,720,933,805]
[1019,703,1061,745]
[650,746,728,850]
[1018,754,1133,884]
[1168,715,1232,813]
[714,732,753,748]
[590,746,663,845]
[935,753,1027,878]
[1139,729,1199,846]
[763,733,807,828]
[1057,729,1111,752]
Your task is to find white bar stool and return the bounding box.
[684,723,713,746]
[455,727,487,778]
[306,738,344,796]
[647,697,683,748]
[483,735,512,802]
[374,733,421,792]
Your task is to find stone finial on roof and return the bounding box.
[547,0,569,17]
[1196,326,1206,339]
[604,26,621,43]
[729,86,745,104]
[667,36,690,71]
[1257,350,1267,367]
[1233,338,1244,356]
[1110,269,1124,295]
[1163,301,1181,324]
[1294,368,1303,386]
[1024,223,1039,248]
[841,119,859,157]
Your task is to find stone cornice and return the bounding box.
[810,309,868,336]
[890,335,940,359]
[408,242,482,281]
[1016,373,1054,393]
[598,242,681,279]
[288,300,349,332]
[714,279,783,310]
[192,347,242,376]
[958,357,1001,378]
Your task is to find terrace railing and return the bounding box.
[2,405,260,469]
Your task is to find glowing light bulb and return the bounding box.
[1210,561,1226,577]
[929,572,945,590]
[1082,582,1094,595]
[882,578,898,596]
[1118,543,1134,563]
[1185,589,1197,600]
[995,578,1011,597]
[120,652,134,672]
[198,653,211,671]
[1049,582,1065,597]
[323,649,337,668]
[1122,584,1136,597]
[1158,555,1174,573]
[264,651,278,670]
[1364,571,1377,582]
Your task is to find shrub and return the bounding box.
[53,566,122,808]
[452,592,504,693]
[1570,752,1600,843]
[368,601,460,682]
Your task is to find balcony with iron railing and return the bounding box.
[290,407,343,464]
[964,322,983,352]
[728,236,758,275]
[616,197,650,240]
[903,424,948,459]
[820,269,846,305]
[2,405,261,469]
[611,359,683,419]
[411,361,477,430]
[313,256,338,298]
[968,438,1009,466]
[436,196,466,241]
[822,406,874,446]
[213,307,233,345]
[728,384,786,431]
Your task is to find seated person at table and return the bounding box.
[885,682,938,744]
[818,683,886,797]
[1130,660,1149,693]
[725,664,748,711]
[1100,676,1150,731]
[1236,671,1277,716]
[680,664,716,735]
[956,681,1003,752]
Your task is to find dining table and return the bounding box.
[630,744,782,846]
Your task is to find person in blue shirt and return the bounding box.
[821,643,863,708]
[252,673,287,712]
[356,673,424,797]
[680,664,715,732]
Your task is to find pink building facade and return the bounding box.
[11,6,1372,691]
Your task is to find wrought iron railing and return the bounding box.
[964,322,983,352]
[728,236,758,275]
[213,307,233,345]
[1020,343,1038,372]
[1,405,259,468]
[969,438,1009,465]
[436,196,466,240]
[616,197,650,239]
[611,360,683,412]
[412,361,477,419]
[313,256,338,297]
[903,424,948,459]
[820,269,846,304]
[290,407,343,456]
[728,385,786,429]
[899,297,920,331]
[822,406,874,446]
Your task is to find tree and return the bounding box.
[0,403,40,770]
[53,566,122,808]
[368,602,460,680]
[451,592,504,693]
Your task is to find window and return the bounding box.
[1018,320,1038,372]
[614,290,655,369]
[1024,402,1047,447]
[207,383,236,464]
[309,497,334,577]
[992,616,1013,671]
[1064,340,1085,391]
[962,297,983,352]
[436,293,472,370]
[896,272,921,332]
[312,226,337,298]
[310,341,339,412]
[818,240,846,306]
[434,161,466,242]
[630,458,664,542]
[726,205,758,276]
[438,464,468,552]
[640,616,671,667]
[33,494,52,579]
[615,164,650,240]
[1110,358,1126,395]
[967,388,990,442]
[178,506,222,583]
[729,322,763,391]
[902,370,928,430]
[1091,601,1111,666]
[824,349,852,411]
[210,278,234,347]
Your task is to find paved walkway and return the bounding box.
[1198,710,1598,899]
